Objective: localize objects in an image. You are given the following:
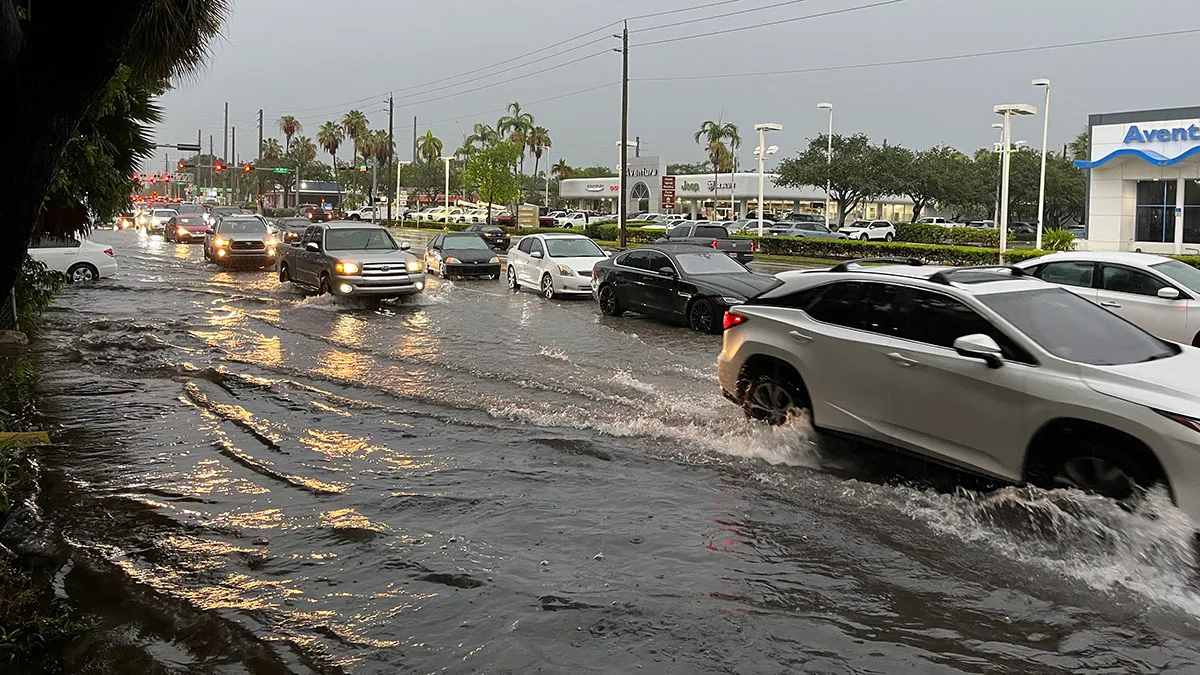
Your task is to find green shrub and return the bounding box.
[15,258,63,337]
[741,236,1045,266]
[1041,228,1076,252]
[894,223,1001,248]
[584,222,659,242]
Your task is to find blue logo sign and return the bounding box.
[1124,124,1200,144]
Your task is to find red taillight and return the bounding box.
[723,312,747,330]
[711,239,719,249]
[749,241,755,252]
[103,247,114,257]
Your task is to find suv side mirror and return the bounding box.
[400,242,411,251]
[305,242,320,252]
[953,334,1004,369]
[1158,286,1182,300]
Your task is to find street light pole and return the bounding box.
[991,123,1004,224]
[817,103,834,226]
[753,123,782,237]
[1033,78,1051,251]
[441,157,452,225]
[994,104,1038,258]
[395,160,411,223]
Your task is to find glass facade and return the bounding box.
[1136,180,1200,243]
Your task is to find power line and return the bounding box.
[424,83,618,129]
[631,0,818,34]
[627,0,771,21]
[394,51,611,110]
[632,0,906,48]
[634,26,1200,81]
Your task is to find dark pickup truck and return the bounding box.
[655,223,755,263]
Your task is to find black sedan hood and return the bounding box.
[444,247,496,262]
[691,272,779,300]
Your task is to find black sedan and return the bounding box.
[276,217,311,245]
[592,244,778,334]
[423,233,502,279]
[464,224,510,251]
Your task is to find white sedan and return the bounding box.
[507,233,609,299]
[1017,251,1200,346]
[29,236,117,283]
[839,219,896,241]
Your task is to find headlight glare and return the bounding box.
[406,260,423,273]
[335,261,360,275]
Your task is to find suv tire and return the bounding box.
[1034,438,1162,507]
[741,368,810,426]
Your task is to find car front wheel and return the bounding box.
[541,274,555,300]
[1036,439,1163,509]
[687,297,720,334]
[598,284,622,316]
[507,266,520,291]
[860,234,870,241]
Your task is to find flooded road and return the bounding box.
[27,230,1200,673]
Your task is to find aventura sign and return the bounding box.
[626,167,659,177]
[1124,124,1200,144]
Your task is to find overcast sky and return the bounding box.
[150,0,1197,173]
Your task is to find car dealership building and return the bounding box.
[1076,106,1200,254]
[559,155,915,223]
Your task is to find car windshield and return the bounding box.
[153,210,177,218]
[979,288,1177,365]
[546,238,605,258]
[213,208,242,217]
[175,205,204,214]
[280,219,309,228]
[177,216,204,224]
[673,251,749,275]
[444,235,490,250]
[219,220,267,234]
[325,228,397,251]
[1151,260,1200,294]
[848,221,870,228]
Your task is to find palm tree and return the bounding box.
[260,138,282,161]
[341,110,370,164]
[317,121,344,169]
[368,129,394,165]
[498,102,534,174]
[551,159,571,181]
[417,130,443,164]
[694,119,740,217]
[526,126,552,186]
[292,135,317,166]
[278,115,301,152]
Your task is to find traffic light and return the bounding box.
[214,161,224,173]
[177,159,185,170]
[358,164,367,173]
[131,173,141,183]
[163,174,172,183]
[243,162,252,173]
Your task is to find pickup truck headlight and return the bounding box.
[556,264,574,276]
[335,261,360,275]
[213,236,228,247]
[406,260,423,273]
[265,235,278,246]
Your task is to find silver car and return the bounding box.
[719,258,1200,522]
[1017,251,1200,346]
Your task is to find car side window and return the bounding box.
[897,288,1033,364]
[619,250,651,270]
[668,225,690,238]
[1101,265,1167,296]
[644,251,675,275]
[517,238,534,254]
[529,238,544,256]
[804,282,867,328]
[1035,261,1095,288]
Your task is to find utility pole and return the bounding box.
[617,20,629,249]
[412,116,418,166]
[635,136,640,158]
[209,135,214,192]
[387,93,395,222]
[222,102,229,205]
[257,109,264,213]
[196,129,202,195]
[231,126,236,204]
[164,154,170,200]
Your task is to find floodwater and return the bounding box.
[21,230,1200,673]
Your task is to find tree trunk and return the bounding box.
[0,1,138,302]
[910,198,927,223]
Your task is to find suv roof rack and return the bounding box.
[928,265,1028,285]
[829,257,924,273]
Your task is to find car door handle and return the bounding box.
[788,331,814,344]
[1099,301,1122,308]
[887,352,920,367]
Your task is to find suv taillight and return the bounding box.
[710,239,719,249]
[749,241,755,253]
[723,312,747,330]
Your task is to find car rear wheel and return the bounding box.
[741,370,810,426]
[541,274,556,300]
[598,284,622,316]
[67,263,98,284]
[279,263,291,283]
[687,297,720,334]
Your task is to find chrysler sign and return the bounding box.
[585,184,606,192]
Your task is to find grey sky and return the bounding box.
[151,0,1197,173]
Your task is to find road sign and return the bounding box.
[272,167,291,174]
[175,143,202,153]
[661,176,676,189]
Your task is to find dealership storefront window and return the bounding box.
[1134,180,1200,243]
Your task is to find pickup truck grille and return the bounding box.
[360,262,408,277]
[230,240,265,250]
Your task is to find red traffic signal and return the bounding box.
[177,160,185,170]
[243,162,252,173]
[214,161,224,173]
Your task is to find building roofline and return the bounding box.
[1088,106,1200,128]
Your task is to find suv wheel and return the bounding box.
[319,274,331,295]
[885,233,894,242]
[687,297,719,334]
[1037,439,1162,507]
[860,234,870,241]
[279,263,291,283]
[741,370,809,426]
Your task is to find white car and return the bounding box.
[1017,252,1200,346]
[546,211,567,221]
[345,206,380,221]
[556,212,590,228]
[148,208,178,234]
[915,216,960,227]
[28,236,117,283]
[507,233,609,299]
[719,258,1200,523]
[839,219,896,241]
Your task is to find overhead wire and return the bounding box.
[632,0,906,48]
[630,0,818,34]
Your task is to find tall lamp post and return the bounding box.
[615,140,637,224]
[991,123,1004,224]
[817,102,834,225]
[993,104,1038,256]
[395,160,412,222]
[753,123,782,237]
[440,157,453,225]
[1033,78,1051,251]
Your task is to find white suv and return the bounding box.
[718,257,1200,522]
[839,219,896,241]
